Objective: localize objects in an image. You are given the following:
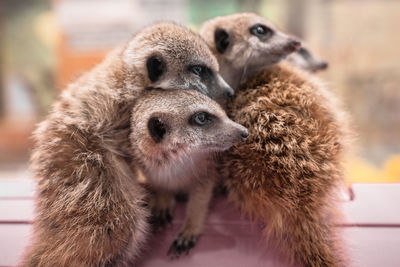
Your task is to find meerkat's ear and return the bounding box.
[148,116,168,143]
[214,28,230,54]
[146,55,166,82]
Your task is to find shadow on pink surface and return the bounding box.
[136,198,292,267]
[1,180,400,267]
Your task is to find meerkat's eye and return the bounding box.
[249,24,273,40]
[298,47,311,58]
[190,112,213,126]
[188,65,214,82]
[189,65,204,76]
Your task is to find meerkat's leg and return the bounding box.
[168,176,215,257]
[149,189,176,229]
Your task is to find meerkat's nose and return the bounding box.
[285,39,302,53]
[319,61,328,70]
[240,128,249,141]
[224,88,234,99]
[218,75,234,99]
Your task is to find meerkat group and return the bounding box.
[23,12,349,267]
[22,22,240,266]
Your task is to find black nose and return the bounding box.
[240,128,249,141]
[285,39,302,53]
[223,87,235,99]
[319,61,328,70]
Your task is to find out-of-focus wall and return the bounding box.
[0,0,399,183]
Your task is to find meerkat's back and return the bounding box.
[200,13,351,267]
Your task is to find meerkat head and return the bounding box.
[287,46,328,72]
[199,13,301,89]
[123,22,234,102]
[130,89,248,169]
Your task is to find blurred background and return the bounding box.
[0,0,399,184]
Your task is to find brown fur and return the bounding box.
[21,22,229,266]
[200,13,351,267]
[221,63,350,267]
[22,47,148,267]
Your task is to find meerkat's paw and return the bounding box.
[150,206,173,229]
[167,232,198,258]
[149,192,175,230]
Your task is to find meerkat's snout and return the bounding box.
[225,121,249,144]
[284,39,301,53]
[240,127,249,141]
[217,75,235,99]
[318,61,328,70]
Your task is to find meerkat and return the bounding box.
[21,22,234,267]
[130,89,248,257]
[200,13,350,267]
[287,45,328,72]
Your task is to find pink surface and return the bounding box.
[0,224,32,267]
[342,183,400,226]
[1,180,400,267]
[0,200,34,222]
[137,200,292,267]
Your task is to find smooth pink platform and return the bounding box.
[0,179,399,267]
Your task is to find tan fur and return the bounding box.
[129,89,248,255]
[21,22,231,266]
[200,13,351,267]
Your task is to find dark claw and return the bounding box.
[188,240,195,249]
[150,209,173,230]
[167,235,197,258]
[166,211,172,223]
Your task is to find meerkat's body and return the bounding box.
[22,22,234,266]
[200,13,350,267]
[223,63,349,267]
[130,89,248,255]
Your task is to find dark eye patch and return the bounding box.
[298,47,311,59]
[189,111,214,127]
[188,65,214,82]
[249,24,273,40]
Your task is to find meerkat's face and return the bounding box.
[286,47,328,72]
[130,89,248,166]
[200,13,301,83]
[123,22,234,102]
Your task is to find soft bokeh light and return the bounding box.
[0,0,399,184]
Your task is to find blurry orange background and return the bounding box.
[0,0,399,184]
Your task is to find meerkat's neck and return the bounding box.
[219,58,274,90]
[219,60,243,90]
[135,146,208,191]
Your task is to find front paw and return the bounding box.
[150,208,173,230]
[167,233,198,258]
